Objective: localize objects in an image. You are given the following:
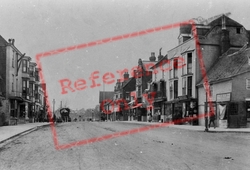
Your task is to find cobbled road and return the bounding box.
[0,121,250,170]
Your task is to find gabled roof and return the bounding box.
[0,35,8,46]
[122,77,134,88]
[198,46,250,85]
[141,60,157,71]
[151,55,168,69]
[99,91,115,103]
[207,15,243,28]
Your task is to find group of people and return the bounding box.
[147,110,161,122]
[147,109,216,129]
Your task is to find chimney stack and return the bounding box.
[158,48,164,61]
[123,72,129,80]
[220,15,230,54]
[8,39,15,45]
[149,52,156,61]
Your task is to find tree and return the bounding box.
[93,104,101,120]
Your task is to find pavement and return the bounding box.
[118,120,250,133]
[0,122,50,145]
[0,120,250,146]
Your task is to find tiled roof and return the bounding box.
[122,77,134,88]
[150,55,168,69]
[198,47,250,85]
[0,35,8,46]
[99,91,115,103]
[221,47,241,57]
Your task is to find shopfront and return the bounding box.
[172,96,198,125]
[205,92,247,128]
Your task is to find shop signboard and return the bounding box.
[216,92,231,102]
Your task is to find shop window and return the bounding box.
[246,79,250,90]
[229,103,238,115]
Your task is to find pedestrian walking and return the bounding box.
[148,112,152,122]
[209,110,216,129]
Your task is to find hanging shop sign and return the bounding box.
[216,92,231,102]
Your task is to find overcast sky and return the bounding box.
[1,0,250,110]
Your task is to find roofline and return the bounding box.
[197,70,250,87]
[167,37,195,55]
[122,77,134,88]
[150,56,168,69]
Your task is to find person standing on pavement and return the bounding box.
[148,112,152,122]
[209,110,216,129]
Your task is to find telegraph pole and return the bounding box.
[92,109,94,121]
[52,99,55,122]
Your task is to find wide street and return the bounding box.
[0,121,250,170]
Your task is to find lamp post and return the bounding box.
[205,92,209,132]
[92,109,94,121]
[203,80,209,132]
[52,99,55,121]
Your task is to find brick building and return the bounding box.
[132,53,157,121]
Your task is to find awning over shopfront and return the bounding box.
[128,100,135,105]
[131,103,147,109]
[9,96,24,101]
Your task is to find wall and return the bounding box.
[0,46,7,97]
[232,72,250,123]
[231,72,250,102]
[196,44,221,83]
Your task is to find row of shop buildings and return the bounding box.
[0,36,47,126]
[99,14,250,128]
